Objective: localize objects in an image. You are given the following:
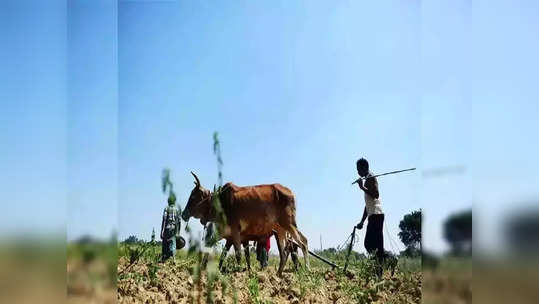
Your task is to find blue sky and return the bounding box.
[117,0,421,254]
[67,0,118,240]
[471,1,539,253]
[420,0,472,252]
[0,0,67,237]
[2,0,538,255]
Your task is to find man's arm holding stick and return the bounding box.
[357,177,379,199]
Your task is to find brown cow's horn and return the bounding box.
[191,171,201,187]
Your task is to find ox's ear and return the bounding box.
[191,171,201,188]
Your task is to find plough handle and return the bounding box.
[343,226,357,272]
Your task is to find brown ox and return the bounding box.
[181,172,309,275]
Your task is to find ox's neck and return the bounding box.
[204,189,233,238]
[198,188,216,223]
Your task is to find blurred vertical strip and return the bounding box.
[420,1,473,304]
[67,0,118,303]
[0,0,68,303]
[473,1,539,303]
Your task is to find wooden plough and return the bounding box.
[274,228,359,272]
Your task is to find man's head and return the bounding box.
[356,158,369,177]
[168,192,176,206]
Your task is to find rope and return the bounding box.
[337,230,355,251]
[341,234,353,250]
[384,219,403,254]
[338,219,403,256]
[336,226,363,254]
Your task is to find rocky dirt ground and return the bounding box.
[117,246,421,304]
[67,242,116,304]
[421,258,472,304]
[67,258,116,304]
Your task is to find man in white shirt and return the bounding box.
[355,158,386,276]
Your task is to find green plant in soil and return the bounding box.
[247,274,263,304]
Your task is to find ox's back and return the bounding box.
[219,183,297,236]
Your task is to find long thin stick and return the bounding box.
[343,226,356,272]
[308,249,341,269]
[352,167,416,185]
[288,238,341,269]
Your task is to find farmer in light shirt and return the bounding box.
[355,158,386,275]
[160,193,180,262]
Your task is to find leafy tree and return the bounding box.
[422,250,440,270]
[123,235,141,244]
[443,209,472,256]
[504,209,539,255]
[398,210,422,256]
[75,234,97,245]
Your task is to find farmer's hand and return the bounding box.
[356,222,364,230]
[356,178,365,190]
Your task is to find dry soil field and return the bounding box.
[117,243,421,304]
